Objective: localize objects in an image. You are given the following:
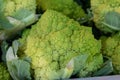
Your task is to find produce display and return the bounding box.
[0,0,120,80]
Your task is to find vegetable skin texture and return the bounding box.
[101,32,120,74]
[36,0,87,20]
[20,10,103,80]
[0,62,11,80]
[91,0,120,33]
[2,0,36,16]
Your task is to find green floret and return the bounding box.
[19,29,30,51]
[19,10,103,80]
[2,0,36,16]
[0,62,11,80]
[91,0,120,33]
[36,0,87,21]
[101,32,120,74]
[18,29,30,57]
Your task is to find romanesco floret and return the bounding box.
[36,0,87,21]
[91,0,120,33]
[101,32,120,74]
[0,62,11,80]
[1,0,36,16]
[19,10,103,80]
[18,29,30,57]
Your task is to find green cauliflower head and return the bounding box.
[1,0,36,16]
[91,0,120,33]
[36,0,87,21]
[0,62,11,80]
[19,10,103,80]
[101,32,120,74]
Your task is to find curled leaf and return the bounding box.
[61,59,74,79]
[6,47,18,61]
[6,40,31,80]
[7,60,31,80]
[0,12,13,30]
[93,60,113,76]
[11,8,38,27]
[103,11,120,30]
[72,54,89,75]
[12,40,19,56]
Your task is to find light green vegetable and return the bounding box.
[1,0,36,16]
[101,32,120,74]
[6,40,31,80]
[36,0,87,22]
[0,0,37,40]
[0,62,11,80]
[91,0,120,33]
[19,10,103,80]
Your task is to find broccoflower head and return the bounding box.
[91,0,120,33]
[0,62,11,80]
[1,0,36,16]
[36,0,87,21]
[101,32,120,73]
[19,10,103,80]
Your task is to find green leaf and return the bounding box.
[12,8,33,20]
[61,59,74,79]
[59,54,89,79]
[0,12,13,30]
[0,8,38,40]
[93,60,113,76]
[7,60,31,80]
[6,47,18,61]
[72,54,89,75]
[0,9,38,40]
[7,16,24,28]
[11,8,37,27]
[12,40,19,56]
[1,41,9,62]
[6,40,31,80]
[103,11,120,30]
[6,40,20,61]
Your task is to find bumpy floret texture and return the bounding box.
[91,0,120,33]
[0,62,11,80]
[19,10,103,80]
[101,32,120,73]
[36,0,87,20]
[2,0,36,16]
[18,29,30,57]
